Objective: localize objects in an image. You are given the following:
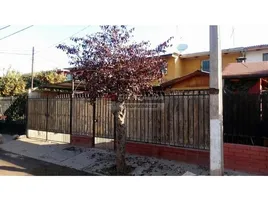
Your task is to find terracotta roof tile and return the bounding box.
[223,61,268,78]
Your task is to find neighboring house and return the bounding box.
[158,48,241,90]
[222,61,268,146]
[160,61,268,92]
[160,47,242,83]
[160,44,268,90]
[243,44,268,62]
[161,70,209,91]
[53,44,268,92]
[222,61,268,94]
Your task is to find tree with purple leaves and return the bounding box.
[57,25,173,174]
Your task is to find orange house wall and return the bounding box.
[179,53,241,78]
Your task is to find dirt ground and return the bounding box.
[0,149,94,176]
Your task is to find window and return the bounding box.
[263,53,268,61]
[66,74,73,81]
[201,60,210,72]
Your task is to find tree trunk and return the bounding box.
[112,101,127,174]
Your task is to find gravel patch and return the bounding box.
[80,148,251,176]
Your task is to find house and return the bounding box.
[49,44,268,92]
[160,70,209,91]
[243,44,268,62]
[160,44,268,90]
[160,47,243,83]
[223,61,268,94]
[222,61,268,148]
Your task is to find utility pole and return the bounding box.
[31,46,34,90]
[209,25,224,176]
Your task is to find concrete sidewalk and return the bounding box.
[0,149,93,176]
[0,135,92,170]
[0,135,250,176]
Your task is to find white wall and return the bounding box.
[245,50,268,62]
[28,91,41,98]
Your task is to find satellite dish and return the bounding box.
[176,44,188,52]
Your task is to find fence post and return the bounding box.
[70,93,73,138]
[46,95,49,141]
[114,113,117,151]
[25,95,29,138]
[92,101,96,147]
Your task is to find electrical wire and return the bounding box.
[0,25,11,31]
[34,54,62,67]
[49,25,90,48]
[35,25,90,54]
[0,51,30,56]
[0,25,34,41]
[0,49,31,52]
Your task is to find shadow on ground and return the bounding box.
[0,149,95,176]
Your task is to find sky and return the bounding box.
[0,25,268,74]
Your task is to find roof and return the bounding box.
[40,80,87,91]
[180,47,244,59]
[160,70,209,88]
[223,61,268,78]
[61,44,268,72]
[180,44,268,59]
[244,44,268,51]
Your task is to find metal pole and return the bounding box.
[209,25,224,176]
[31,47,34,90]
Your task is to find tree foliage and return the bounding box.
[4,94,27,122]
[36,70,67,85]
[23,70,67,89]
[57,25,173,174]
[57,25,173,99]
[0,69,26,96]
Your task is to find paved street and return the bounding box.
[0,149,93,176]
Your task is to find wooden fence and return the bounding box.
[27,90,210,149]
[125,91,210,149]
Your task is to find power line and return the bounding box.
[49,25,90,47]
[0,51,31,56]
[0,49,31,52]
[35,25,90,54]
[0,25,11,31]
[0,25,34,41]
[0,51,62,65]
[34,54,61,66]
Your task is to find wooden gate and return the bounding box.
[27,96,71,143]
[27,95,116,149]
